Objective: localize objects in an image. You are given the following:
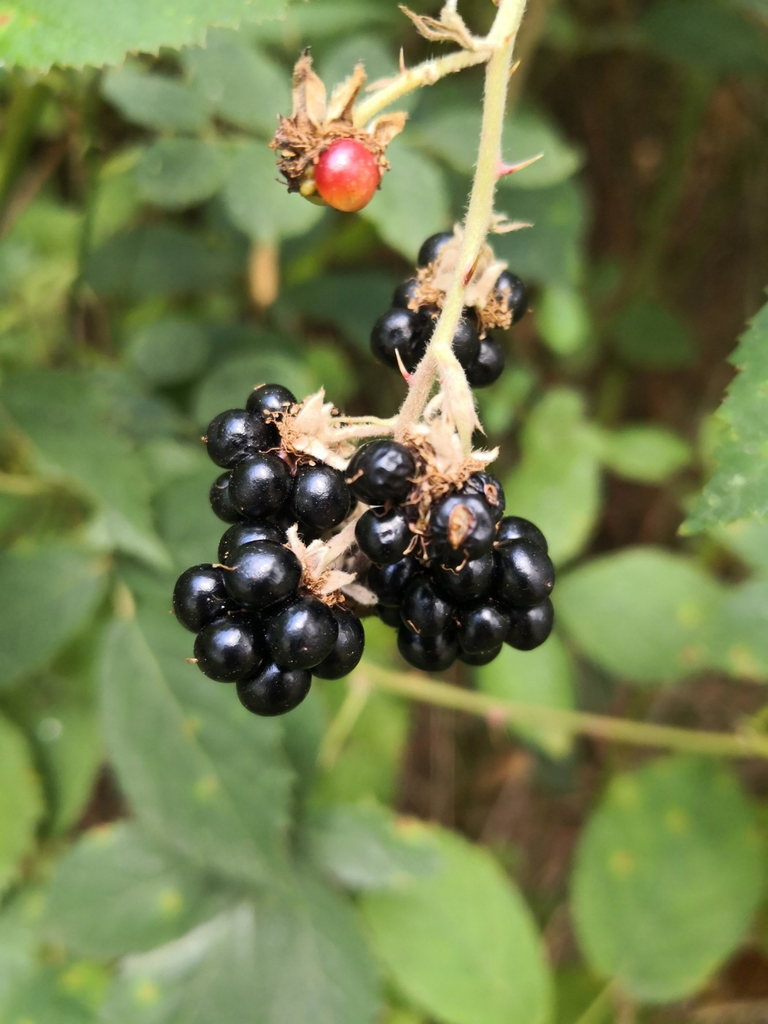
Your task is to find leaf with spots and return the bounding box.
[572,756,765,1001]
[100,577,295,887]
[45,823,238,958]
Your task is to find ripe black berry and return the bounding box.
[228,453,293,519]
[218,521,285,565]
[400,575,455,637]
[355,507,412,564]
[237,661,312,716]
[173,565,231,633]
[205,409,271,468]
[370,308,423,371]
[392,278,420,309]
[346,440,416,505]
[223,541,301,609]
[265,596,338,670]
[417,231,453,267]
[506,598,554,650]
[432,552,495,602]
[209,472,243,524]
[416,310,480,369]
[429,493,495,562]
[496,541,555,607]
[291,464,350,532]
[496,516,548,553]
[246,383,296,419]
[313,606,365,679]
[457,603,510,655]
[368,556,419,607]
[460,472,505,523]
[397,627,458,672]
[495,270,528,324]
[465,336,504,388]
[459,645,503,666]
[194,616,261,682]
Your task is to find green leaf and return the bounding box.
[100,585,294,886]
[362,143,450,261]
[136,139,229,210]
[303,804,440,891]
[714,517,768,574]
[503,389,602,565]
[184,30,290,135]
[125,317,211,388]
[3,368,169,567]
[0,715,44,895]
[319,36,398,95]
[45,822,236,958]
[611,298,695,369]
[534,284,591,356]
[475,635,576,758]
[103,879,381,1024]
[361,827,552,1024]
[1,0,285,71]
[686,297,768,530]
[706,579,768,681]
[557,548,722,684]
[0,545,106,688]
[102,67,209,133]
[572,756,764,1002]
[0,965,101,1023]
[598,426,691,484]
[222,142,326,242]
[641,0,768,78]
[154,462,226,572]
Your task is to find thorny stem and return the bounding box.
[395,0,528,451]
[362,663,768,762]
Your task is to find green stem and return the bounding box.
[363,663,768,761]
[317,674,372,770]
[0,80,48,236]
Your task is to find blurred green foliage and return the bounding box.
[1,0,767,1020]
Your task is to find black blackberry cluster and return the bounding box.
[351,439,556,672]
[172,384,365,717]
[370,231,528,387]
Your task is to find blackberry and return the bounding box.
[417,231,453,267]
[246,383,296,419]
[291,464,350,532]
[392,278,420,310]
[377,604,403,628]
[496,541,555,607]
[370,308,423,372]
[218,521,285,565]
[222,541,301,610]
[229,453,293,519]
[313,606,365,679]
[458,603,510,655]
[400,575,455,637]
[173,565,231,633]
[417,310,480,369]
[397,627,458,672]
[237,662,312,717]
[209,472,243,524]
[460,472,505,523]
[506,599,554,650]
[346,440,416,505]
[459,645,503,666]
[429,493,495,562]
[265,596,338,670]
[368,556,419,607]
[355,507,412,564]
[465,336,504,388]
[495,270,528,324]
[432,552,495,602]
[496,516,548,553]
[194,616,261,682]
[205,409,271,468]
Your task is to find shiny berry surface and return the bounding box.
[496,541,555,607]
[246,383,296,420]
[397,627,458,672]
[194,616,261,682]
[392,278,420,309]
[370,308,423,371]
[368,556,419,607]
[173,564,230,633]
[496,516,548,553]
[355,507,412,564]
[429,493,495,562]
[223,541,301,609]
[229,453,293,518]
[400,576,455,637]
[465,336,504,388]
[457,603,510,655]
[313,607,365,680]
[495,270,528,324]
[265,596,338,670]
[459,644,503,666]
[314,139,380,213]
[217,521,285,565]
[432,553,495,602]
[205,409,270,468]
[451,314,481,368]
[209,472,243,524]
[417,231,453,267]
[291,464,350,532]
[377,604,403,628]
[347,440,416,505]
[237,662,312,717]
[461,472,505,523]
[506,598,554,650]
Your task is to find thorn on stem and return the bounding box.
[395,348,414,384]
[509,59,520,79]
[496,153,544,179]
[399,47,406,74]
[462,250,482,286]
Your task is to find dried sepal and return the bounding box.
[399,4,479,50]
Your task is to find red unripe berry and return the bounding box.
[314,139,381,213]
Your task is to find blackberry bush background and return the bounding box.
[0,1,767,1021]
